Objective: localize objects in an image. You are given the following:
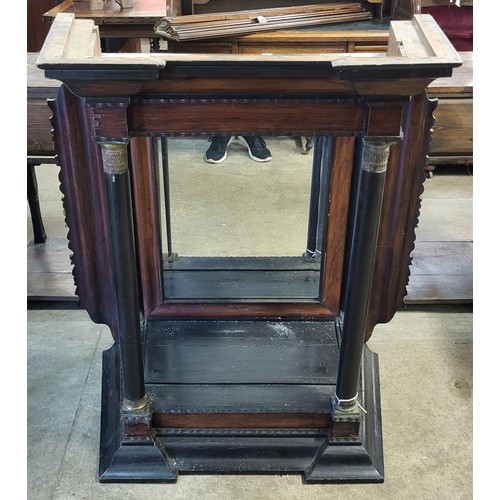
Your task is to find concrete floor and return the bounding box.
[27,137,474,499]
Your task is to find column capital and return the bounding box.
[360,138,397,174]
[100,142,129,175]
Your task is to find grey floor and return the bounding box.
[27,137,473,499]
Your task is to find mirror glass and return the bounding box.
[155,135,330,301]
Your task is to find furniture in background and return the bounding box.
[37,12,461,482]
[28,0,62,52]
[43,0,168,51]
[420,0,473,169]
[27,53,60,244]
[427,51,472,170]
[27,53,78,300]
[43,1,421,51]
[421,0,473,52]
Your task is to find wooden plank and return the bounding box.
[27,238,77,301]
[429,98,472,155]
[412,12,461,61]
[409,240,472,275]
[38,12,77,62]
[144,320,339,384]
[37,13,461,78]
[27,53,61,94]
[27,273,77,301]
[388,20,432,58]
[405,240,472,303]
[428,51,472,94]
[405,274,472,304]
[158,3,374,42]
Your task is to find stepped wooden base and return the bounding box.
[99,321,384,483]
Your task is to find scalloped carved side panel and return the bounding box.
[49,85,118,339]
[366,91,437,339]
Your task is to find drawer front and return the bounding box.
[431,98,473,156]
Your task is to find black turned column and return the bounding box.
[101,142,148,411]
[334,138,394,414]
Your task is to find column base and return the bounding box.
[99,321,383,483]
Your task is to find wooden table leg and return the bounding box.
[27,162,47,244]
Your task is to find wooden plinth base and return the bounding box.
[99,321,384,483]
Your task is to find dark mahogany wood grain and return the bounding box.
[49,86,436,338]
[152,412,332,429]
[49,86,118,339]
[366,91,437,337]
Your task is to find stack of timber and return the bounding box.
[154,3,373,41]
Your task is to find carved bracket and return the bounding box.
[86,97,131,142]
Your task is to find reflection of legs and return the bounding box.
[238,136,272,162]
[205,135,234,163]
[205,135,272,163]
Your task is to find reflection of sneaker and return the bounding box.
[238,136,272,162]
[205,135,234,163]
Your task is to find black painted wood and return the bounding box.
[163,256,321,299]
[99,336,383,483]
[144,320,339,384]
[163,256,321,270]
[99,344,177,483]
[104,168,146,403]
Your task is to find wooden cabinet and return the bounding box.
[38,12,461,484]
[27,54,60,157]
[27,53,60,244]
[27,0,61,52]
[427,51,473,167]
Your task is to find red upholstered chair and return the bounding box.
[421,4,473,52]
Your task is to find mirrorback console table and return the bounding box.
[37,12,460,483]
